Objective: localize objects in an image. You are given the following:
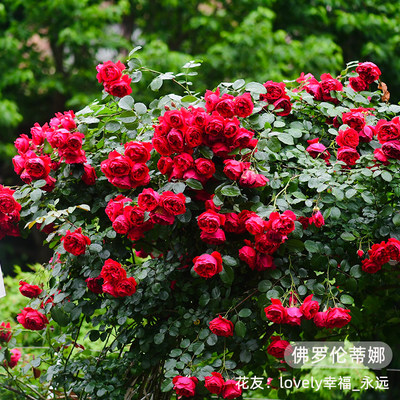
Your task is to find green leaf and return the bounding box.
[235,321,247,338]
[118,96,134,110]
[332,187,344,201]
[393,213,400,227]
[240,349,252,363]
[154,333,165,344]
[330,207,341,220]
[150,77,163,91]
[350,265,362,278]
[220,185,241,197]
[313,283,325,296]
[89,243,103,253]
[304,240,319,253]
[258,280,272,292]
[30,189,42,202]
[345,188,357,198]
[50,307,70,327]
[185,178,203,190]
[341,232,356,241]
[277,133,294,145]
[245,82,266,94]
[220,265,234,285]
[134,102,147,114]
[222,255,237,267]
[381,171,392,182]
[238,308,252,318]
[340,294,354,305]
[298,285,307,296]
[266,289,280,299]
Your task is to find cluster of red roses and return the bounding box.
[223,159,268,188]
[238,210,296,271]
[306,107,374,166]
[298,72,343,104]
[0,185,21,240]
[85,258,137,298]
[264,296,351,330]
[0,323,21,369]
[0,322,19,370]
[96,60,132,98]
[373,117,400,163]
[106,189,187,241]
[260,80,292,116]
[349,62,382,92]
[153,91,267,186]
[13,110,97,193]
[173,374,242,399]
[61,227,91,256]
[100,141,152,189]
[361,237,400,274]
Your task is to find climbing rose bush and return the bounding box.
[1,54,400,399]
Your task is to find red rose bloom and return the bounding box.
[221,380,242,399]
[349,76,369,92]
[376,119,400,144]
[205,112,225,136]
[185,126,203,148]
[0,186,21,214]
[61,228,91,256]
[172,376,198,398]
[137,188,160,211]
[233,92,254,117]
[267,210,296,236]
[100,259,127,284]
[386,238,400,261]
[382,140,400,160]
[19,281,42,298]
[254,252,276,271]
[267,336,292,358]
[320,73,343,103]
[306,139,331,162]
[261,81,286,102]
[6,348,21,369]
[200,228,226,245]
[300,295,320,319]
[197,210,225,234]
[157,157,173,175]
[215,97,235,118]
[194,158,215,179]
[309,210,325,228]
[159,191,186,215]
[104,75,132,97]
[361,259,381,274]
[81,164,97,185]
[205,372,225,394]
[342,110,365,131]
[264,298,287,323]
[314,311,328,328]
[164,110,186,129]
[325,307,351,329]
[114,277,137,297]
[239,245,257,269]
[105,195,132,222]
[86,277,104,294]
[0,322,12,342]
[223,160,249,180]
[273,95,292,116]
[337,146,360,166]
[193,251,223,278]
[17,307,49,330]
[124,141,152,163]
[209,315,234,337]
[285,307,303,326]
[368,242,389,265]
[356,62,381,84]
[96,60,125,83]
[336,128,359,148]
